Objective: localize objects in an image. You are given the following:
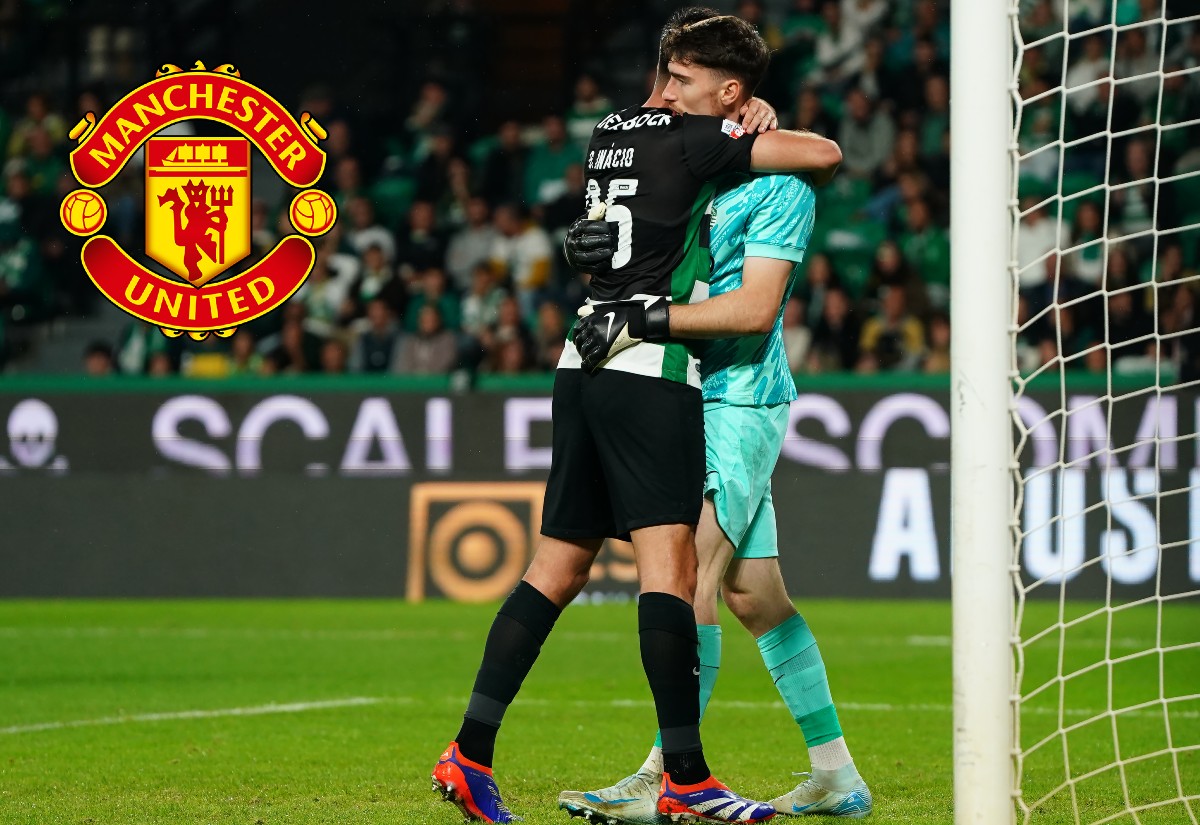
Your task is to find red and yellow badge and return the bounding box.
[60,61,337,340]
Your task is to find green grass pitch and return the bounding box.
[0,599,1195,824]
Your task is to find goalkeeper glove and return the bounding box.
[563,216,616,275]
[573,297,670,373]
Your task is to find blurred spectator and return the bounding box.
[7,93,66,159]
[1066,200,1105,287]
[438,157,474,227]
[2,165,51,241]
[542,162,587,234]
[566,74,613,144]
[1016,199,1060,294]
[481,294,533,372]
[461,264,506,340]
[808,287,861,371]
[493,338,531,374]
[250,198,276,258]
[23,127,64,198]
[321,336,350,375]
[524,115,580,206]
[333,156,364,205]
[1112,139,1170,244]
[228,329,262,376]
[866,239,930,318]
[838,88,895,179]
[148,351,174,377]
[859,286,925,371]
[923,311,951,373]
[83,341,114,376]
[266,305,323,374]
[782,297,812,372]
[792,87,836,136]
[850,36,889,102]
[897,199,950,303]
[395,201,446,280]
[405,79,450,154]
[891,40,946,118]
[1065,35,1110,114]
[490,203,552,316]
[0,214,45,323]
[446,197,499,293]
[397,304,459,374]
[115,321,173,375]
[798,252,840,328]
[1107,288,1154,366]
[482,120,527,206]
[918,76,949,162]
[843,0,888,39]
[1117,28,1158,105]
[534,299,567,369]
[346,196,397,262]
[1037,304,1097,368]
[416,128,462,204]
[342,242,406,323]
[810,1,865,90]
[404,267,461,333]
[297,251,349,333]
[350,298,405,373]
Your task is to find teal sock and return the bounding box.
[757,613,843,747]
[654,624,721,750]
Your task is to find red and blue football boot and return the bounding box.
[431,742,522,823]
[657,773,777,823]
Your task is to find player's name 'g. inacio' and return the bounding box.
[586,147,635,171]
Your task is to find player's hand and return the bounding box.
[573,298,670,373]
[740,98,779,134]
[564,217,616,275]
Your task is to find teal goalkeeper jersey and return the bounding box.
[698,173,817,405]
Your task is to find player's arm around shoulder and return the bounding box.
[749,129,841,186]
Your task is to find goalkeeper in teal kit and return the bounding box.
[562,15,873,821]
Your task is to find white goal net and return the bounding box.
[1009,2,1200,823]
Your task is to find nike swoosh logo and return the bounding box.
[603,311,616,340]
[583,793,641,805]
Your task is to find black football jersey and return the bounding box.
[583,106,759,303]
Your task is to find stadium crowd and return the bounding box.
[1,0,1198,378]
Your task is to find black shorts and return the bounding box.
[541,368,705,541]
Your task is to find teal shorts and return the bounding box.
[702,401,790,559]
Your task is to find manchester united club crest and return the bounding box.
[60,61,337,340]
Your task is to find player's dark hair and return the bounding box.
[657,7,721,74]
[661,15,771,97]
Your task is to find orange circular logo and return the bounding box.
[289,189,336,236]
[60,189,106,236]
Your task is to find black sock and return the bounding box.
[455,581,561,767]
[639,591,710,785]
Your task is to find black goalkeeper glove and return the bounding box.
[573,297,671,373]
[563,217,616,275]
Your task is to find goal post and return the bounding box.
[950,0,1017,822]
[954,2,1200,823]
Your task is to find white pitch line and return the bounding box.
[0,696,392,736]
[5,693,1196,738]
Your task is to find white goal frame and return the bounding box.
[950,0,1017,823]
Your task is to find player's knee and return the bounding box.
[721,583,763,622]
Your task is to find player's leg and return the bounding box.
[721,501,872,818]
[435,369,609,823]
[559,400,758,825]
[588,372,775,823]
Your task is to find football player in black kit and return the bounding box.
[432,10,841,824]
